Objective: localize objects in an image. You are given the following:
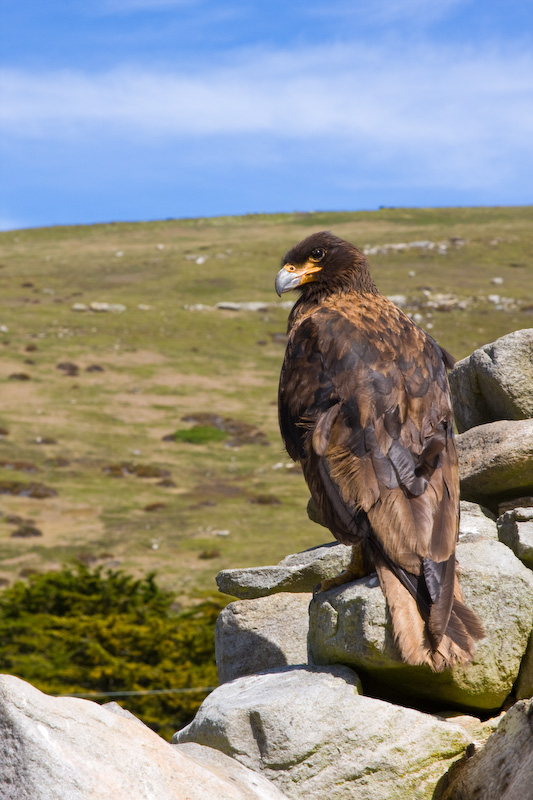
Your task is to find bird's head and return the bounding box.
[275,231,377,297]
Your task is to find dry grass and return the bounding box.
[0,206,531,599]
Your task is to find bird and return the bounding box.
[275,231,484,672]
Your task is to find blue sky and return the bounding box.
[1,0,532,230]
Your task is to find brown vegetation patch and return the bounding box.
[5,514,26,525]
[0,459,40,473]
[188,500,216,510]
[144,502,168,512]
[18,568,40,578]
[44,457,70,467]
[249,493,281,505]
[188,479,246,502]
[11,524,43,538]
[102,462,171,479]
[56,362,79,376]
[0,481,57,499]
[8,373,31,381]
[198,548,221,560]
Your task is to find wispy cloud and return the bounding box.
[1,41,532,189]
[0,214,26,232]
[307,0,468,26]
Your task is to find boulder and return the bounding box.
[456,419,533,511]
[497,506,533,569]
[173,742,291,800]
[449,329,533,432]
[0,674,288,800]
[458,501,497,539]
[174,666,471,800]
[309,536,533,711]
[216,542,352,599]
[215,592,312,683]
[438,698,533,800]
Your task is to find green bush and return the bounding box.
[0,564,226,740]
[172,425,228,444]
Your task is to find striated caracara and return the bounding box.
[275,231,484,672]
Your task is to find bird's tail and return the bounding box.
[374,557,485,672]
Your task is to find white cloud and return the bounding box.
[1,42,532,188]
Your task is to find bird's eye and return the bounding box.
[310,248,325,262]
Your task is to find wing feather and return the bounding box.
[278,297,482,667]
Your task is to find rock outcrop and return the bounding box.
[308,535,533,711]
[214,501,533,709]
[449,329,533,432]
[438,698,533,800]
[0,674,290,800]
[201,328,533,798]
[497,505,533,569]
[174,666,471,800]
[456,418,533,510]
[457,500,497,539]
[449,330,533,511]
[216,542,352,599]
[215,592,312,683]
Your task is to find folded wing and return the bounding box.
[279,300,484,670]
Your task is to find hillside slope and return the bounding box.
[0,207,531,597]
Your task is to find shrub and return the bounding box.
[0,564,226,740]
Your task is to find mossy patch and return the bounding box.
[172,425,229,445]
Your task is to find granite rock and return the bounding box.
[0,674,289,800]
[174,666,470,800]
[458,501,497,539]
[497,506,533,569]
[456,419,533,511]
[215,592,312,683]
[309,537,533,711]
[216,542,352,599]
[449,329,533,432]
[439,698,533,800]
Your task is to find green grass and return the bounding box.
[172,426,229,444]
[0,206,532,599]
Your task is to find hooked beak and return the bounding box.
[275,262,322,296]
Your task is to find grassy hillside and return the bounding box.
[0,206,531,601]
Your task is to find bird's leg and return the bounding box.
[314,542,367,596]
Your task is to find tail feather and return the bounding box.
[375,558,433,668]
[450,598,486,641]
[375,557,484,672]
[425,554,455,649]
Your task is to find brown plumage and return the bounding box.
[275,231,484,671]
